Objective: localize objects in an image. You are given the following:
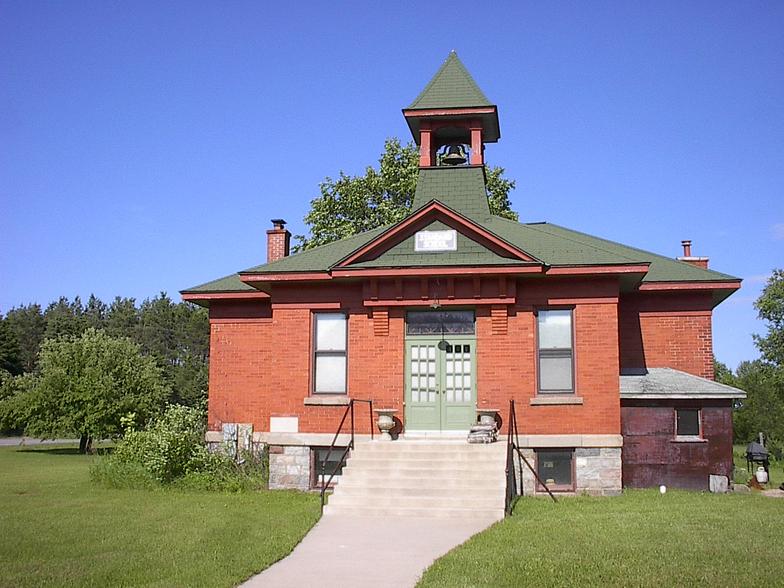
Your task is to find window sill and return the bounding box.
[530,395,583,406]
[304,395,350,406]
[671,436,707,443]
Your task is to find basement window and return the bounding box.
[312,446,346,488]
[675,409,701,439]
[535,449,574,492]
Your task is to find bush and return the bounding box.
[91,405,267,492]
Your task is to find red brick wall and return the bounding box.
[478,278,621,435]
[207,285,403,434]
[618,292,714,379]
[621,399,733,490]
[207,277,723,438]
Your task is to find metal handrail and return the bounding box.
[319,398,374,512]
[505,399,557,515]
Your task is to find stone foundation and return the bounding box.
[517,447,622,496]
[268,445,311,490]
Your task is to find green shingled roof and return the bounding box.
[181,272,255,294]
[184,169,739,294]
[241,225,390,274]
[412,167,490,218]
[408,51,493,110]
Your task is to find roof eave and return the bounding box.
[620,392,746,400]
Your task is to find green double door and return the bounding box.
[404,337,476,431]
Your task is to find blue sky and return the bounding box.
[1,1,782,369]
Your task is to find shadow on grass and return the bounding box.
[17,446,114,456]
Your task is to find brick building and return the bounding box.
[182,53,745,498]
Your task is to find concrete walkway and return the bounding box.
[241,515,499,588]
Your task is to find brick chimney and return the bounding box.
[676,239,709,269]
[267,219,290,263]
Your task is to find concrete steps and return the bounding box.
[323,440,506,520]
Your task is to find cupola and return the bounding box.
[402,51,500,168]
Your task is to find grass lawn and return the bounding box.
[419,490,782,587]
[0,445,320,588]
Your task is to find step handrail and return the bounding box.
[505,399,557,515]
[319,398,374,513]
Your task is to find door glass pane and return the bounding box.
[538,310,572,349]
[539,355,573,391]
[316,314,346,351]
[315,354,346,392]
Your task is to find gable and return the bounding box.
[349,220,523,268]
[336,201,540,269]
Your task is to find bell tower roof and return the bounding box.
[403,52,500,155]
[407,51,493,110]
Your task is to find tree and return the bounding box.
[754,269,784,367]
[295,138,518,251]
[44,296,89,341]
[726,270,784,455]
[4,304,45,372]
[105,296,139,340]
[137,293,209,405]
[0,318,23,376]
[19,328,168,453]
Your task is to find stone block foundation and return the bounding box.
[269,445,311,490]
[518,447,622,497]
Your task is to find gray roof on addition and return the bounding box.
[620,368,745,399]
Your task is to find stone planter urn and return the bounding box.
[373,408,398,441]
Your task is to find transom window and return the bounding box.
[676,409,701,437]
[313,313,347,394]
[536,449,574,491]
[537,309,574,394]
[406,310,475,336]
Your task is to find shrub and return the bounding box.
[91,404,267,492]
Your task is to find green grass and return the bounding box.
[0,445,320,588]
[419,490,782,587]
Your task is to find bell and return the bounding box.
[441,144,467,166]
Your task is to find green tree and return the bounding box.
[755,269,784,367]
[19,328,168,453]
[728,270,784,455]
[105,296,139,340]
[84,294,108,331]
[44,296,89,341]
[0,318,23,376]
[4,304,45,372]
[138,293,209,406]
[295,138,518,251]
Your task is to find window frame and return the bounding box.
[311,312,348,395]
[535,307,576,395]
[674,408,702,440]
[535,448,576,492]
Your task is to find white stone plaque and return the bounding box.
[270,416,299,433]
[414,229,457,252]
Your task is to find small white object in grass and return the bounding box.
[659,485,667,494]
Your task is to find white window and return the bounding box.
[313,313,347,394]
[537,309,574,393]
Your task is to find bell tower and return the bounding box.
[403,51,500,168]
